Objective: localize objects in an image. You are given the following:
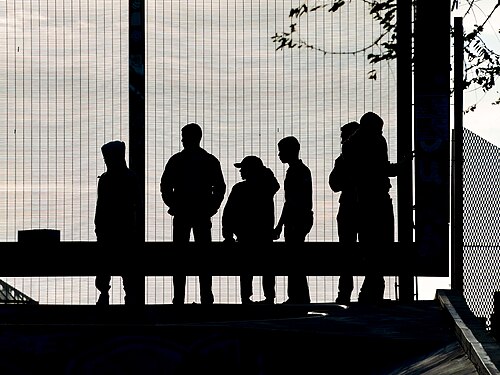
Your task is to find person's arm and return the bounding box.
[94,176,104,240]
[160,158,176,215]
[131,170,141,240]
[210,159,227,216]
[94,174,112,241]
[264,167,280,196]
[273,203,287,240]
[329,155,345,192]
[221,187,237,242]
[387,151,415,177]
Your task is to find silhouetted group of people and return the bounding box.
[95,111,405,306]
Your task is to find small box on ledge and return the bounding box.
[18,229,60,243]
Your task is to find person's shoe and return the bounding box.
[335,298,350,305]
[241,298,254,305]
[201,294,215,305]
[255,298,274,305]
[335,296,351,305]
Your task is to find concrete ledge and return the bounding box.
[0,300,467,374]
[436,289,500,375]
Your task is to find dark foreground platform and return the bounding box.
[0,290,498,375]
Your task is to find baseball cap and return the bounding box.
[234,155,264,170]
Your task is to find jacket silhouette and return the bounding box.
[341,112,395,303]
[160,123,226,305]
[222,156,280,304]
[94,140,143,306]
[329,121,360,304]
[274,136,313,304]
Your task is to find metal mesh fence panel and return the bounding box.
[463,128,500,328]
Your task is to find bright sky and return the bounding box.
[453,0,500,147]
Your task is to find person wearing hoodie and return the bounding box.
[94,140,143,306]
[329,121,361,305]
[222,155,280,305]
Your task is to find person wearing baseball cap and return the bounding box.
[222,155,280,304]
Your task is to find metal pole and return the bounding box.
[397,0,414,302]
[451,17,464,294]
[414,0,451,278]
[129,0,146,304]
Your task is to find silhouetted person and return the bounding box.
[160,123,226,305]
[94,140,143,306]
[274,136,313,304]
[329,121,361,305]
[341,112,394,303]
[222,156,280,304]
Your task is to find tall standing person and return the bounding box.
[329,121,361,305]
[160,123,226,305]
[341,112,395,303]
[94,140,143,306]
[274,136,313,304]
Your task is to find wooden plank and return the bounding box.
[0,241,447,277]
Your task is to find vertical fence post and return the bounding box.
[414,0,451,277]
[396,0,415,302]
[492,292,500,341]
[451,17,464,294]
[129,0,146,304]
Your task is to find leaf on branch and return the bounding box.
[289,7,299,18]
[464,104,476,113]
[368,69,377,80]
[275,0,500,112]
[328,0,345,13]
[289,4,309,18]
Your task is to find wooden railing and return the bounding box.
[0,241,444,277]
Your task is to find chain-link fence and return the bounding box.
[462,128,500,328]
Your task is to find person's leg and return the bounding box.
[172,276,187,305]
[336,204,357,304]
[336,275,354,304]
[284,228,310,304]
[95,275,111,305]
[122,274,145,306]
[262,274,276,303]
[286,275,310,303]
[172,216,191,305]
[358,197,393,303]
[193,217,214,304]
[240,275,253,303]
[198,274,214,304]
[359,275,385,303]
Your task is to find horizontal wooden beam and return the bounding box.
[0,241,447,277]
